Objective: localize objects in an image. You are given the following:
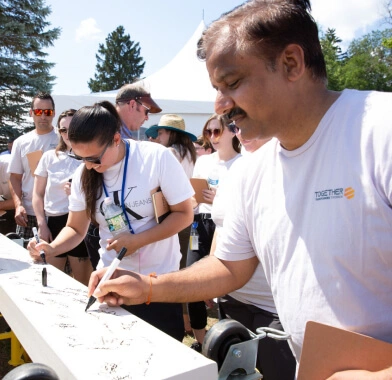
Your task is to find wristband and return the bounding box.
[145,272,157,305]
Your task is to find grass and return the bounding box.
[0,305,219,378]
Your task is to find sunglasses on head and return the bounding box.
[32,109,54,117]
[68,140,111,165]
[204,128,222,138]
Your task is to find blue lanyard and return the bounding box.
[102,140,134,234]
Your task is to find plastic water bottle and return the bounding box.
[102,197,129,237]
[189,222,199,251]
[207,167,219,190]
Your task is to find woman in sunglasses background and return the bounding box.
[28,101,194,341]
[186,113,241,352]
[32,109,93,285]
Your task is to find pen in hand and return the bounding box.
[32,227,47,265]
[85,247,127,312]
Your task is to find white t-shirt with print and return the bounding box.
[7,129,59,215]
[35,150,83,216]
[192,152,241,214]
[69,140,194,275]
[215,89,392,361]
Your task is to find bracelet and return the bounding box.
[145,272,157,305]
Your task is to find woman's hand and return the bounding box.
[27,238,55,262]
[202,188,217,204]
[64,181,72,196]
[106,232,140,256]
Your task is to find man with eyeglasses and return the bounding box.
[8,92,59,241]
[115,83,162,139]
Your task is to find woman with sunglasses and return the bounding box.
[28,101,194,341]
[32,109,93,285]
[187,113,241,352]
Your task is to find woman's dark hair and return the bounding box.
[55,109,76,156]
[68,101,121,223]
[202,114,241,153]
[167,130,197,165]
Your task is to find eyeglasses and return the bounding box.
[135,100,150,116]
[58,128,68,134]
[204,128,222,139]
[32,109,54,117]
[68,141,111,164]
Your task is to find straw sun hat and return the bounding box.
[145,114,197,141]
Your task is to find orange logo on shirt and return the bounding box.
[344,187,355,199]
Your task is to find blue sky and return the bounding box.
[44,0,386,95]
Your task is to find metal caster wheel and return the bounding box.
[203,319,253,370]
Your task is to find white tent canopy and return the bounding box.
[53,21,216,137]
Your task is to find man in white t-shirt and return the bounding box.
[8,92,58,240]
[88,2,392,378]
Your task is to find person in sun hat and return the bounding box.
[146,114,197,335]
[115,82,162,139]
[145,114,197,146]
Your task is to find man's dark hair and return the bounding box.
[198,0,327,82]
[31,92,55,110]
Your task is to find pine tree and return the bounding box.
[88,26,145,93]
[0,0,60,147]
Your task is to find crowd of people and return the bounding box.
[2,0,392,379]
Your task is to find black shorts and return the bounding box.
[47,214,88,258]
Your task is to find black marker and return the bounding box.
[85,247,127,312]
[42,267,47,287]
[32,227,47,264]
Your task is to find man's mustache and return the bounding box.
[223,108,246,133]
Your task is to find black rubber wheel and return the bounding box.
[202,319,252,370]
[3,363,60,380]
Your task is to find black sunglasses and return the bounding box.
[135,99,150,116]
[68,141,111,164]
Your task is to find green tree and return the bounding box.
[88,26,145,93]
[320,28,346,91]
[342,29,392,91]
[0,0,60,146]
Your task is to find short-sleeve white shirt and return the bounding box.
[7,129,58,214]
[215,89,392,361]
[34,150,83,216]
[69,140,194,275]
